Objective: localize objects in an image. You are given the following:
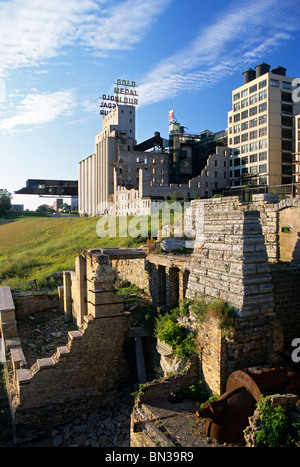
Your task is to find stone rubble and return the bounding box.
[45,391,134,447]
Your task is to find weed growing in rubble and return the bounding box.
[191,298,238,339]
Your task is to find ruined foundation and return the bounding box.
[0,195,299,446]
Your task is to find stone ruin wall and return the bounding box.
[1,194,299,443]
[185,196,284,394]
[1,253,132,445]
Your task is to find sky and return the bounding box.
[0,0,300,210]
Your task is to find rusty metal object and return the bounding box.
[196,364,300,443]
[226,364,300,401]
[196,386,256,443]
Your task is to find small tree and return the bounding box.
[0,189,12,215]
[36,205,49,214]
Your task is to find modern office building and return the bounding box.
[228,63,300,187]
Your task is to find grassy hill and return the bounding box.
[0,216,146,291]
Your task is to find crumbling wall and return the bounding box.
[4,252,132,445]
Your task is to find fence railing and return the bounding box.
[223,183,300,202]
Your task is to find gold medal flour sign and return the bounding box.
[100,79,138,116]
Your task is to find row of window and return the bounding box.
[230,114,267,134]
[231,151,268,166]
[229,139,268,155]
[232,126,267,144]
[233,78,292,102]
[233,79,268,101]
[233,102,268,122]
[233,89,267,110]
[230,163,268,177]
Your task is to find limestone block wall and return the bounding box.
[277,201,300,262]
[111,257,150,292]
[4,251,132,444]
[12,291,59,319]
[186,197,283,393]
[271,264,300,348]
[8,311,131,444]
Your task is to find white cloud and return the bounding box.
[0,0,172,76]
[138,0,299,106]
[76,0,172,55]
[0,90,75,133]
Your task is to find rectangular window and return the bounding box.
[270,79,279,87]
[234,124,241,133]
[282,81,292,89]
[250,166,258,174]
[282,152,293,163]
[259,102,267,112]
[234,102,240,111]
[282,116,293,127]
[241,122,248,131]
[234,113,240,122]
[249,118,258,128]
[241,144,248,154]
[250,106,257,116]
[282,104,293,115]
[259,127,267,137]
[250,84,257,93]
[242,156,248,165]
[241,110,248,119]
[259,151,267,161]
[241,89,248,97]
[259,164,267,173]
[250,142,258,151]
[259,139,267,149]
[250,130,257,140]
[233,92,240,101]
[282,128,293,139]
[249,94,257,105]
[241,133,248,142]
[234,136,240,144]
[259,79,267,89]
[259,90,267,100]
[250,154,258,163]
[241,98,248,108]
[259,114,267,125]
[281,92,293,103]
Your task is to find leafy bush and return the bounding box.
[154,309,196,361]
[155,318,188,349]
[255,396,300,447]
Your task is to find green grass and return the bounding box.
[0,216,147,290]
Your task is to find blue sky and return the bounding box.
[0,0,299,210]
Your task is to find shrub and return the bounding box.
[154,311,196,361]
[255,396,300,447]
